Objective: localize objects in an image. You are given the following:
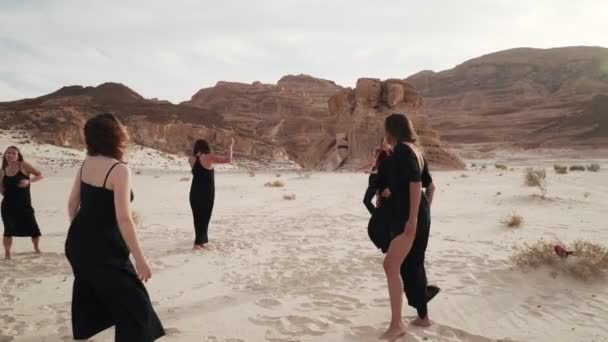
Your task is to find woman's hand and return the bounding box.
[404,219,418,238]
[135,257,152,282]
[381,188,392,198]
[17,179,30,188]
[230,138,235,147]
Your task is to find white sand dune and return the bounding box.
[1,133,608,341]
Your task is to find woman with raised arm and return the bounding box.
[65,113,164,341]
[1,146,43,259]
[189,138,234,250]
[380,113,435,341]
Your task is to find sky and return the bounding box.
[1,0,607,103]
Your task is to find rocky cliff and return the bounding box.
[182,74,463,170]
[0,83,289,162]
[406,46,608,148]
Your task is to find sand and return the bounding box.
[1,137,608,341]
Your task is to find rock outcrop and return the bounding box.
[321,78,464,170]
[0,83,289,162]
[406,46,608,147]
[183,74,462,170]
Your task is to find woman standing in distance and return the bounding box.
[1,146,43,259]
[66,113,164,341]
[189,137,234,250]
[381,113,434,340]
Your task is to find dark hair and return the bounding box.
[192,139,211,156]
[385,113,419,145]
[2,146,24,169]
[84,113,129,160]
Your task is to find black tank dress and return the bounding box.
[189,156,215,245]
[65,162,164,341]
[387,142,433,315]
[1,164,41,238]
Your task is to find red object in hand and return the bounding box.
[554,244,574,258]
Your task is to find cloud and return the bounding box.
[1,0,607,103]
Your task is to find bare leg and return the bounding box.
[380,235,409,340]
[411,317,432,327]
[32,237,41,253]
[3,236,12,259]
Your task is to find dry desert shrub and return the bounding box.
[265,180,285,188]
[495,163,508,170]
[553,164,568,174]
[179,177,190,182]
[587,163,601,172]
[502,213,523,227]
[460,173,469,178]
[524,168,547,198]
[248,170,256,177]
[512,239,608,281]
[569,165,586,171]
[283,193,296,200]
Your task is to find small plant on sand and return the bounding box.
[283,193,296,200]
[584,192,591,198]
[135,169,142,175]
[512,239,608,281]
[179,177,190,182]
[553,164,568,174]
[569,165,586,172]
[460,173,469,178]
[265,180,285,188]
[587,163,601,172]
[495,163,508,170]
[296,170,313,179]
[524,168,547,198]
[502,213,523,228]
[248,170,256,177]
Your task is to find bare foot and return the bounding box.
[380,324,406,341]
[34,248,41,254]
[411,317,432,327]
[192,245,204,251]
[4,253,11,260]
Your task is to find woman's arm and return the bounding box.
[23,161,43,183]
[425,183,436,206]
[67,171,81,221]
[212,138,234,164]
[112,165,151,281]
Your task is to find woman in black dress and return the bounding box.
[1,146,43,259]
[189,138,234,250]
[66,113,164,341]
[380,113,436,341]
[363,138,391,215]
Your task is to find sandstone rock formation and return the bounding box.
[0,83,289,162]
[183,74,463,170]
[321,78,464,170]
[406,46,608,148]
[0,76,464,170]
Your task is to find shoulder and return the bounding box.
[111,162,131,179]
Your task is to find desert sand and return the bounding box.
[1,136,607,341]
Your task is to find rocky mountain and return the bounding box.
[0,83,289,162]
[182,74,463,170]
[406,46,608,148]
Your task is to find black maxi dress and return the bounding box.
[1,164,41,238]
[189,156,215,245]
[65,162,164,341]
[367,143,437,315]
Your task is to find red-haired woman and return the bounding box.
[66,113,164,341]
[1,146,43,259]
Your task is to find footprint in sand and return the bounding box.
[249,314,330,337]
[256,298,282,308]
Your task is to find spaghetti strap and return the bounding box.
[102,162,122,188]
